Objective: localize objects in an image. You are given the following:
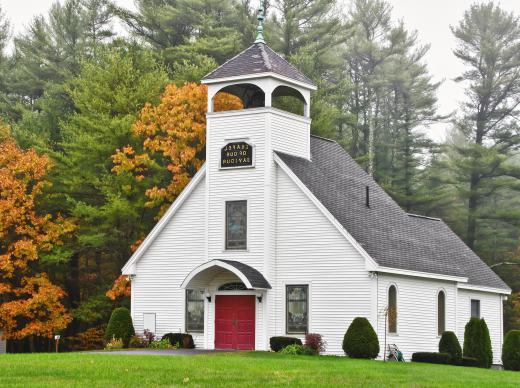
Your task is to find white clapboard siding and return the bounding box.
[376,274,457,361]
[274,167,372,355]
[457,289,504,364]
[132,178,207,347]
[206,110,269,273]
[270,109,310,159]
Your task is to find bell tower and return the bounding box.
[199,7,316,349]
[201,7,316,160]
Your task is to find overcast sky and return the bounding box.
[2,0,520,141]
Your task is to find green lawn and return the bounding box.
[1,351,519,387]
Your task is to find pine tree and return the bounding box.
[10,0,116,148]
[450,2,520,250]
[117,0,251,69]
[49,45,168,329]
[268,0,346,140]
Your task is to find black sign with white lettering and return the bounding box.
[220,141,253,168]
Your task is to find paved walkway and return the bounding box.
[89,349,234,356]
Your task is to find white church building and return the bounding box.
[121,25,511,362]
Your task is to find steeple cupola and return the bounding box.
[201,7,316,118]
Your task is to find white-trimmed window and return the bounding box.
[471,299,480,318]
[225,200,247,250]
[388,285,397,333]
[286,285,308,333]
[185,290,204,332]
[438,290,446,335]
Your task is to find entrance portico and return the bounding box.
[181,260,271,350]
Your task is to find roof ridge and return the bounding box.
[258,43,272,71]
[263,44,315,85]
[407,213,442,221]
[310,134,337,143]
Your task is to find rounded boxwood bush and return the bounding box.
[105,307,135,348]
[343,317,379,359]
[439,331,462,361]
[463,318,493,368]
[269,336,302,352]
[502,330,520,371]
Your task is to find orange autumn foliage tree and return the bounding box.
[112,82,242,215]
[109,83,241,298]
[0,123,74,340]
[106,275,131,301]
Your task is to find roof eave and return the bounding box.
[202,72,317,90]
[457,282,512,295]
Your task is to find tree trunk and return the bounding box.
[66,251,81,334]
[466,171,479,249]
[466,118,485,249]
[29,335,35,353]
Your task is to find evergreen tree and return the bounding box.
[117,0,251,69]
[450,2,520,250]
[49,44,168,330]
[268,0,347,142]
[10,0,116,148]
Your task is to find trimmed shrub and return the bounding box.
[502,330,520,371]
[161,333,195,349]
[411,352,451,365]
[305,333,326,355]
[270,336,302,352]
[439,331,462,362]
[105,307,135,348]
[342,317,379,359]
[463,318,493,368]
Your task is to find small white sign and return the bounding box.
[54,335,60,340]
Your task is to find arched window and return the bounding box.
[438,290,446,335]
[218,282,247,291]
[271,85,307,116]
[213,83,265,111]
[388,285,397,333]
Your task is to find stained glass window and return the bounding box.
[226,201,247,250]
[471,299,480,318]
[185,289,204,332]
[438,290,446,335]
[286,285,308,333]
[388,285,397,333]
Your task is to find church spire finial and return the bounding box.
[255,6,265,44]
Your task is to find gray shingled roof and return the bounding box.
[202,42,315,87]
[219,260,272,289]
[276,136,510,291]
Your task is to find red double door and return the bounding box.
[214,295,255,350]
